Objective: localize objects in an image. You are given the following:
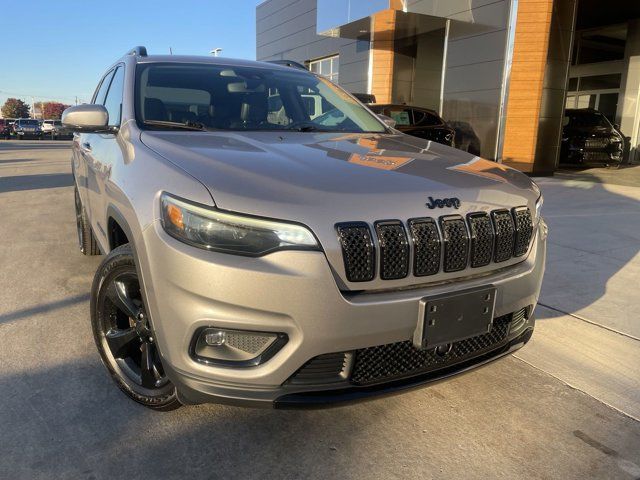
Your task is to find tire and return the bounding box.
[74,186,100,255]
[91,244,181,411]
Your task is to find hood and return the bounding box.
[563,125,613,137]
[141,131,538,222]
[141,131,539,289]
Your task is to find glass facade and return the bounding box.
[308,55,339,84]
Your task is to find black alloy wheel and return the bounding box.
[91,245,180,410]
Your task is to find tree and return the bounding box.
[42,102,70,120]
[1,98,30,119]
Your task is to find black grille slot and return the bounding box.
[351,310,520,385]
[336,223,375,282]
[288,352,347,385]
[408,218,441,277]
[375,221,409,280]
[467,212,494,268]
[492,210,515,262]
[440,216,469,272]
[512,207,533,257]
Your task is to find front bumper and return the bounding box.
[139,219,546,407]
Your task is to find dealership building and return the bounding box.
[256,0,640,174]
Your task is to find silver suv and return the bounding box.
[63,47,547,410]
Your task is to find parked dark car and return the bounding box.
[0,119,13,139]
[367,104,455,147]
[12,118,43,140]
[353,93,377,104]
[560,108,624,165]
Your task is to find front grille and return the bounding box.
[468,212,494,267]
[375,221,409,280]
[337,207,533,282]
[440,216,469,272]
[336,223,375,282]
[350,310,519,385]
[585,138,609,149]
[512,207,533,257]
[409,218,441,277]
[492,210,515,263]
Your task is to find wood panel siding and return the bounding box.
[370,9,397,104]
[502,0,554,172]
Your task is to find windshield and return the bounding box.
[20,119,39,126]
[567,112,611,128]
[135,62,386,133]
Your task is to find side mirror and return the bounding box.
[62,104,111,133]
[378,114,397,128]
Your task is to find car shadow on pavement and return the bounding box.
[0,173,74,193]
[0,293,90,326]
[533,172,640,334]
[0,142,72,151]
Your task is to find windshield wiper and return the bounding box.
[285,122,322,132]
[143,120,208,131]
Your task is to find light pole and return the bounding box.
[209,48,222,57]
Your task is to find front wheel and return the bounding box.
[91,244,181,411]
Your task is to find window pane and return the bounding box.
[579,74,621,91]
[567,77,578,91]
[103,66,125,126]
[93,70,114,105]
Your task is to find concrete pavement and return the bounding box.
[1,140,639,480]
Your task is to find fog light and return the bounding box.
[204,330,226,346]
[192,327,287,367]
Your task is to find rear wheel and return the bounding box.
[74,187,100,255]
[91,244,180,411]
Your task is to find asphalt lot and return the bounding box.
[1,140,639,480]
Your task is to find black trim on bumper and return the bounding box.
[273,327,533,409]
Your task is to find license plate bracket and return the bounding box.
[413,287,497,349]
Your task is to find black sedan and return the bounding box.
[367,104,455,147]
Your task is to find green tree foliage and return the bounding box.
[1,98,30,118]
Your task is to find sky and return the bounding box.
[0,0,263,108]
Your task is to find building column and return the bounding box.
[618,19,640,163]
[501,0,555,173]
[369,9,397,104]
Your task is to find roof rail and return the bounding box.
[267,59,307,70]
[128,46,148,57]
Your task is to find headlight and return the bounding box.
[160,193,319,256]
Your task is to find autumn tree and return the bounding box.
[1,98,30,119]
[42,102,70,120]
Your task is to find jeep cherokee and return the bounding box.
[63,47,547,410]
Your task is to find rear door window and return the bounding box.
[385,108,412,126]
